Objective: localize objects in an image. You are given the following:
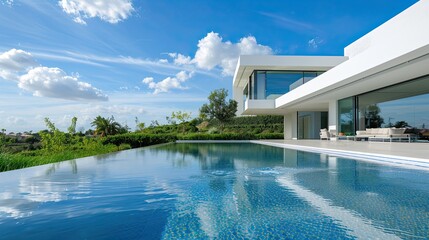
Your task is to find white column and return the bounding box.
[328,100,337,131]
[233,86,244,116]
[328,100,338,140]
[284,111,298,140]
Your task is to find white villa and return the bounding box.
[232,0,429,140]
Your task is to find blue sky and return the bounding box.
[0,0,418,132]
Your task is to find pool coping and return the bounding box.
[175,140,429,169]
[253,140,429,169]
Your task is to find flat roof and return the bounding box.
[233,55,348,87]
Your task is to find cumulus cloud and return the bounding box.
[0,49,37,80]
[18,67,108,101]
[58,0,134,25]
[169,32,272,76]
[142,71,194,94]
[168,53,192,65]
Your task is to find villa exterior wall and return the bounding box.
[232,0,429,140]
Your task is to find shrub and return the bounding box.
[176,133,283,140]
[118,143,132,151]
[103,133,177,148]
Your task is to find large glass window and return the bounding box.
[357,75,429,132]
[338,97,355,136]
[337,75,429,140]
[249,70,324,100]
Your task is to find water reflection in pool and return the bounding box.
[0,143,428,239]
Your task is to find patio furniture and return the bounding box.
[320,129,337,140]
[320,129,330,140]
[355,128,414,142]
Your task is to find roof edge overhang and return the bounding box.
[232,55,348,88]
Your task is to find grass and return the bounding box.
[0,144,120,172]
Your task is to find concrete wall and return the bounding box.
[284,111,297,140]
[275,0,429,110]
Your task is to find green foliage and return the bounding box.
[365,104,384,128]
[176,133,284,140]
[103,133,177,148]
[118,143,132,151]
[0,113,284,172]
[68,116,77,135]
[0,143,118,172]
[171,111,192,124]
[39,118,67,152]
[393,121,410,128]
[91,115,126,136]
[200,89,237,126]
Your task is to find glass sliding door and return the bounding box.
[298,111,328,139]
[357,75,429,133]
[338,97,355,136]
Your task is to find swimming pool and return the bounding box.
[0,143,428,239]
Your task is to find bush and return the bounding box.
[118,143,132,151]
[103,133,177,148]
[176,133,283,140]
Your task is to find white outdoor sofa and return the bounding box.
[355,128,414,142]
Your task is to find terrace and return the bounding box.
[256,139,429,168]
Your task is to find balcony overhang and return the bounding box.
[233,55,348,88]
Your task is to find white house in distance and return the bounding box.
[232,0,429,140]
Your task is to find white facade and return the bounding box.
[232,0,429,140]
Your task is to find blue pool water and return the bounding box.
[0,143,429,239]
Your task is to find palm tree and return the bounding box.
[91,116,121,137]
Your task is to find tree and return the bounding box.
[0,128,6,146]
[393,120,410,128]
[91,116,122,137]
[171,111,191,124]
[68,116,77,135]
[200,88,238,128]
[150,120,159,127]
[169,111,192,133]
[39,118,66,152]
[365,104,384,128]
[134,117,146,132]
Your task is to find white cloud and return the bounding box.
[1,0,13,6]
[308,37,324,49]
[18,67,108,101]
[169,32,272,76]
[7,116,26,125]
[169,53,192,65]
[58,0,134,25]
[142,77,154,84]
[81,104,145,115]
[142,71,194,94]
[0,49,37,80]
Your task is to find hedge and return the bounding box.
[103,132,284,147]
[176,133,284,140]
[103,133,177,148]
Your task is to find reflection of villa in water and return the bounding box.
[160,144,429,239]
[232,0,429,140]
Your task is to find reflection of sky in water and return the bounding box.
[0,143,429,239]
[378,94,429,127]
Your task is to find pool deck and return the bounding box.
[253,139,429,168]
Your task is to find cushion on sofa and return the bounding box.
[390,128,406,135]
